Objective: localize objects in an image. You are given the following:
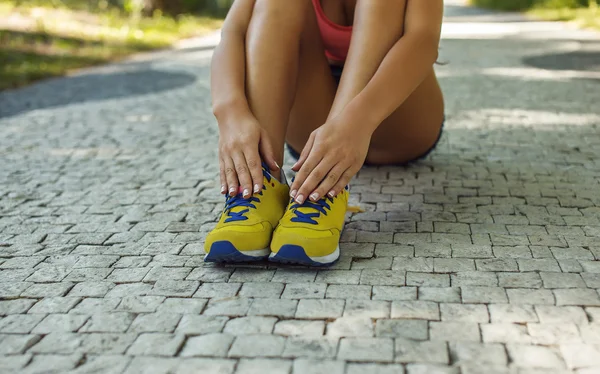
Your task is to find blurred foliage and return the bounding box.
[470,0,599,29]
[470,0,594,11]
[0,0,227,90]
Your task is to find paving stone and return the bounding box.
[560,343,600,369]
[274,320,325,337]
[461,287,508,304]
[283,337,339,358]
[0,334,41,354]
[21,353,82,374]
[418,287,461,303]
[228,334,286,358]
[372,286,417,301]
[0,314,45,333]
[223,316,277,335]
[0,354,32,371]
[433,258,475,273]
[180,333,235,357]
[405,363,458,374]
[554,289,600,306]
[346,363,405,374]
[203,297,253,317]
[237,282,284,298]
[535,305,588,324]
[67,354,132,374]
[195,282,241,298]
[507,344,565,369]
[127,333,186,356]
[327,316,373,338]
[489,304,538,323]
[407,272,449,287]
[80,313,135,332]
[296,300,345,319]
[236,359,293,374]
[104,283,153,299]
[68,281,114,297]
[344,300,390,318]
[451,272,498,287]
[176,315,229,335]
[507,289,555,305]
[22,282,74,297]
[440,303,489,322]
[540,272,586,288]
[360,270,405,286]
[33,313,89,333]
[338,337,394,362]
[498,272,543,288]
[282,283,327,299]
[230,268,275,282]
[429,321,481,342]
[392,257,433,272]
[117,296,166,313]
[155,298,207,314]
[376,319,428,340]
[315,270,361,284]
[128,312,182,333]
[528,322,581,345]
[248,298,298,318]
[0,299,36,315]
[391,301,440,320]
[186,267,233,282]
[326,284,372,299]
[150,279,199,297]
[79,333,138,354]
[69,298,121,314]
[292,359,345,374]
[481,324,532,344]
[395,339,448,364]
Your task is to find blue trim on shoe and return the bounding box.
[269,244,337,267]
[204,241,268,263]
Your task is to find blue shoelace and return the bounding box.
[290,197,335,225]
[224,166,271,223]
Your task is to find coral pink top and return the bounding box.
[311,0,353,63]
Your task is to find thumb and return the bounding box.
[258,133,280,174]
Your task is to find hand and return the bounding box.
[218,114,279,198]
[290,118,371,203]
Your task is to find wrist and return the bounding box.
[334,99,379,135]
[212,97,252,124]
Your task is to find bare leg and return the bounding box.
[245,0,336,168]
[286,0,445,165]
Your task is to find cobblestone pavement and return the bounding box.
[1,1,600,373]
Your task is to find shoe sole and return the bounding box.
[269,244,339,267]
[204,241,269,263]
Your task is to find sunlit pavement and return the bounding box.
[1,1,599,373]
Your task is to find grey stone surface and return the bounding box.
[1,1,599,372]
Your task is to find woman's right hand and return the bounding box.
[218,114,279,199]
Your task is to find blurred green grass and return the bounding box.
[469,0,599,29]
[0,1,224,90]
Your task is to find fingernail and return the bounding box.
[253,184,260,193]
[221,185,226,194]
[274,162,280,170]
[296,194,305,204]
[310,192,319,201]
[328,190,335,198]
[243,189,250,197]
[229,187,236,195]
[290,189,297,198]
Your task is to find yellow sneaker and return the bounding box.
[204,164,289,263]
[269,186,349,266]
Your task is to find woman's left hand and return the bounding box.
[290,118,372,204]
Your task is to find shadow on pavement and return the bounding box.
[523,50,600,72]
[0,67,198,118]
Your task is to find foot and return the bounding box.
[269,186,349,266]
[204,164,289,263]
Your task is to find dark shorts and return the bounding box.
[286,64,444,167]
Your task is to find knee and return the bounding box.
[253,0,310,27]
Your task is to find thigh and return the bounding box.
[284,1,340,154]
[365,69,445,165]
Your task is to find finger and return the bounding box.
[232,151,253,199]
[330,168,356,197]
[309,163,347,202]
[244,149,264,195]
[295,159,334,205]
[224,157,239,196]
[219,159,227,194]
[259,132,280,175]
[290,151,321,200]
[292,132,315,172]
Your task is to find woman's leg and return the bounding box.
[287,0,445,166]
[245,0,336,169]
